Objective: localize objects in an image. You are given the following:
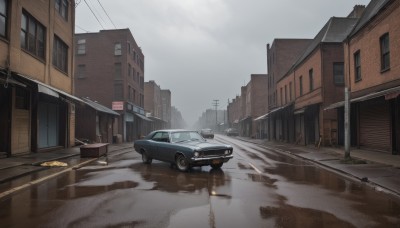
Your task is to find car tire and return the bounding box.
[141,151,152,164]
[175,154,189,172]
[211,163,223,169]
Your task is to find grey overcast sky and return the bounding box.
[75,0,370,126]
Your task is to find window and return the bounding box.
[289,82,292,101]
[380,33,390,71]
[21,11,46,59]
[128,85,131,101]
[128,64,131,79]
[284,85,287,104]
[55,0,68,20]
[140,94,144,107]
[333,62,344,85]
[354,51,361,81]
[133,89,136,102]
[114,63,121,79]
[77,39,86,55]
[53,35,68,73]
[299,76,303,96]
[280,88,283,105]
[114,83,123,100]
[309,68,314,91]
[77,64,86,79]
[114,42,121,55]
[140,75,144,89]
[0,0,8,38]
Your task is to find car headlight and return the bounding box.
[224,150,230,155]
[194,151,199,157]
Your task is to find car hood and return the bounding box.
[178,141,232,150]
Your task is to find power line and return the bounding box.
[83,0,105,29]
[97,0,117,29]
[88,0,108,26]
[76,24,90,32]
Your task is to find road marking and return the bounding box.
[248,162,262,174]
[0,158,97,199]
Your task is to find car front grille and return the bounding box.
[200,149,226,157]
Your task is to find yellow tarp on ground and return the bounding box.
[40,161,68,167]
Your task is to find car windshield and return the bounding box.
[171,131,205,143]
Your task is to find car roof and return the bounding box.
[153,129,197,133]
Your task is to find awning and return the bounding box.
[324,86,400,111]
[135,113,153,122]
[268,103,293,115]
[17,73,84,104]
[233,119,239,124]
[81,97,119,116]
[38,84,59,98]
[294,108,305,115]
[352,86,400,103]
[254,113,269,121]
[239,116,251,122]
[324,101,344,111]
[0,75,27,87]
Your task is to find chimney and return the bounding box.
[347,5,366,18]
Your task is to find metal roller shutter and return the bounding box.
[359,99,391,152]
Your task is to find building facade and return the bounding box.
[75,97,119,144]
[276,17,358,146]
[74,29,149,142]
[0,0,77,156]
[341,0,400,153]
[266,39,312,141]
[161,89,171,129]
[144,80,171,131]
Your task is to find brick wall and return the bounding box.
[347,1,400,96]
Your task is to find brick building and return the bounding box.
[161,89,171,129]
[276,17,358,146]
[339,0,399,153]
[144,80,170,131]
[227,74,268,138]
[227,96,241,129]
[75,29,149,142]
[0,0,78,156]
[266,39,312,141]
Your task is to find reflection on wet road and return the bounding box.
[0,135,399,227]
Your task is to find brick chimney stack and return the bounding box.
[347,5,366,18]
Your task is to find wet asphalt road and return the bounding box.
[0,135,399,228]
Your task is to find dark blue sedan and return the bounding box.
[134,129,233,171]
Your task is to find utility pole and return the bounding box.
[212,99,219,130]
[344,87,350,159]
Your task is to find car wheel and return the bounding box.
[211,163,223,169]
[141,151,152,164]
[175,154,189,172]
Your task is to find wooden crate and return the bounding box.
[80,143,109,158]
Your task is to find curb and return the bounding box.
[235,137,400,198]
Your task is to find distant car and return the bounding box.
[200,128,214,139]
[225,128,239,136]
[134,130,233,172]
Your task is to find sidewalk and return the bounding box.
[0,143,134,185]
[237,137,400,197]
